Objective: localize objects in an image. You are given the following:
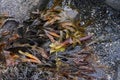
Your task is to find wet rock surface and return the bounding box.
[73,0,120,80]
[0,0,49,22]
[105,0,120,11]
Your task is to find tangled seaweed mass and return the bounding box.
[0,1,107,80]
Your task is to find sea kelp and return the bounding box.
[0,19,48,66]
[41,6,93,53]
[0,0,106,80]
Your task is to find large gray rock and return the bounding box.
[0,0,49,22]
[105,0,120,11]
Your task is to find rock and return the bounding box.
[105,0,120,11]
[72,0,120,79]
[0,0,49,23]
[116,63,120,80]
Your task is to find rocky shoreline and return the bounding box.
[0,0,120,80]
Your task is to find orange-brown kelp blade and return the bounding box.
[18,50,41,64]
